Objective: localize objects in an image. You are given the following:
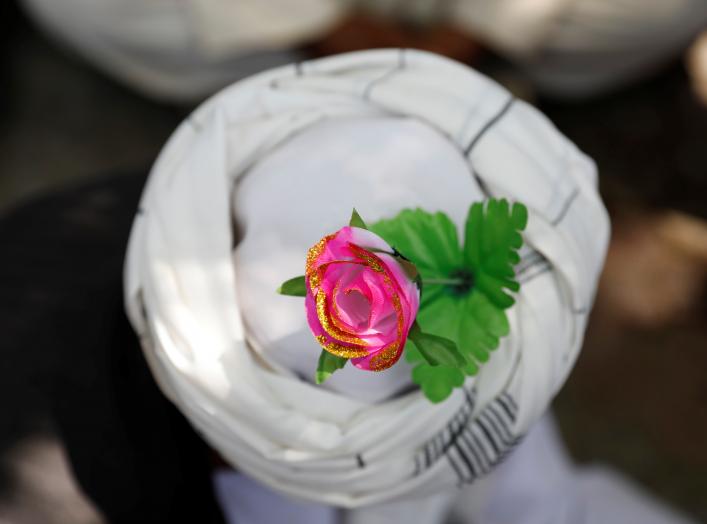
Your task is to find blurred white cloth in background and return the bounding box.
[20,0,319,101]
[523,0,707,97]
[22,0,707,101]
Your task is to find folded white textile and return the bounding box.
[124,49,609,517]
[525,0,707,96]
[21,0,313,101]
[213,414,698,524]
[235,116,484,403]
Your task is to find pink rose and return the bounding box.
[305,226,420,371]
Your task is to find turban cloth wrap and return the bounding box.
[124,49,609,511]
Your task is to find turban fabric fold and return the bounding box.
[124,49,609,513]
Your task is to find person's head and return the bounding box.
[125,49,609,508]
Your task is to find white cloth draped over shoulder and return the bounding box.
[124,49,609,513]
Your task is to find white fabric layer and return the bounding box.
[124,49,609,510]
[213,415,698,524]
[23,0,707,100]
[213,469,338,524]
[235,117,484,403]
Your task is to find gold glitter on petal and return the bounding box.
[330,281,360,334]
[316,335,369,359]
[368,290,405,371]
[306,235,409,369]
[311,260,367,292]
[306,233,335,291]
[369,341,401,371]
[316,291,368,346]
[348,244,384,273]
[347,245,407,371]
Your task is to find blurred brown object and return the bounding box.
[687,31,707,106]
[599,208,707,327]
[0,436,104,524]
[307,13,482,65]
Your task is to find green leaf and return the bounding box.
[277,275,307,297]
[456,291,508,367]
[411,363,465,403]
[408,322,466,367]
[349,208,369,230]
[370,200,527,403]
[464,200,527,309]
[315,350,348,384]
[371,209,462,278]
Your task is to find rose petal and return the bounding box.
[304,226,421,371]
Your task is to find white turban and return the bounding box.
[124,49,609,517]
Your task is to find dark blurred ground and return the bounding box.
[1,2,706,523]
[0,2,182,212]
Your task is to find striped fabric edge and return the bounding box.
[412,388,522,485]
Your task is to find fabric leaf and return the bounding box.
[349,208,369,230]
[464,199,527,309]
[371,209,462,278]
[315,350,348,384]
[411,362,465,403]
[371,200,526,403]
[408,322,466,367]
[277,275,307,297]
